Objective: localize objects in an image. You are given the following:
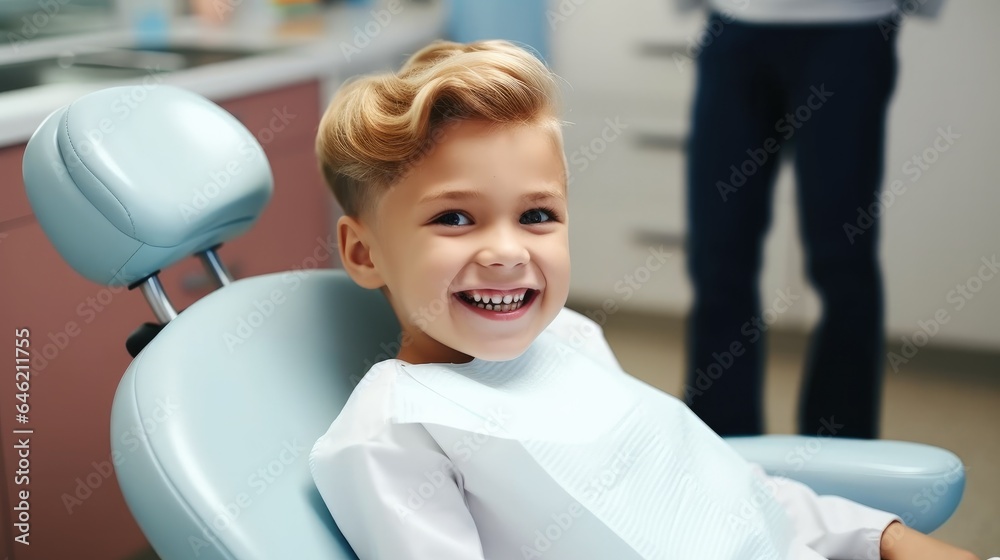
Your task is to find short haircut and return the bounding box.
[315,39,565,218]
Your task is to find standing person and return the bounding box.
[681,0,943,438]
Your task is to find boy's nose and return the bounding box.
[476,229,529,268]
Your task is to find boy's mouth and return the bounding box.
[455,288,537,313]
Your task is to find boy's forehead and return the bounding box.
[413,120,566,178]
[359,120,567,224]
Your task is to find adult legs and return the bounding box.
[684,16,787,436]
[786,23,898,439]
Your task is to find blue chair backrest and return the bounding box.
[113,270,399,559]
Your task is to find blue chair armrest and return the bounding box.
[724,435,964,534]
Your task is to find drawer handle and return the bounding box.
[633,131,687,151]
[633,229,685,249]
[636,41,691,60]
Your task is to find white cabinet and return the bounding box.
[553,0,1000,350]
[553,0,720,318]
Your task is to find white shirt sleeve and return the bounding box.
[310,421,486,560]
[750,464,901,560]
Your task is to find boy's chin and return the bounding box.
[464,342,532,363]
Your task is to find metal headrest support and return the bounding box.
[23,85,273,324]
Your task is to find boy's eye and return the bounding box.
[433,211,472,226]
[520,207,557,225]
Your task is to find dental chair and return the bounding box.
[22,85,965,560]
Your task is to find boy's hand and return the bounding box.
[879,520,979,560]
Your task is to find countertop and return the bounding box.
[0,0,447,147]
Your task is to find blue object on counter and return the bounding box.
[134,10,169,48]
[446,0,549,63]
[123,0,171,49]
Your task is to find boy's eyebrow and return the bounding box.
[524,189,566,202]
[418,189,483,204]
[418,188,566,205]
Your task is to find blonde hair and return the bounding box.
[316,39,565,218]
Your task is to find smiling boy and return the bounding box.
[336,118,570,364]
[309,39,978,560]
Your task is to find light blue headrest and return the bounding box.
[22,85,273,286]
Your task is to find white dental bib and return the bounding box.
[332,327,794,559]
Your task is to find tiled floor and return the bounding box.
[596,309,1000,558]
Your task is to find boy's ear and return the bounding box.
[337,215,384,289]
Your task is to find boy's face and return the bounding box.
[340,119,570,364]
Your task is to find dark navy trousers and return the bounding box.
[683,13,899,438]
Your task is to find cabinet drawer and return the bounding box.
[564,110,687,237]
[564,102,691,314]
[551,0,699,107]
[569,214,691,315]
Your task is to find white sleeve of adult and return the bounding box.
[310,422,486,560]
[751,464,901,560]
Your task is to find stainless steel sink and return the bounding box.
[123,45,267,68]
[0,44,270,94]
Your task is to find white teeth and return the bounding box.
[461,289,531,309]
[471,299,522,313]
